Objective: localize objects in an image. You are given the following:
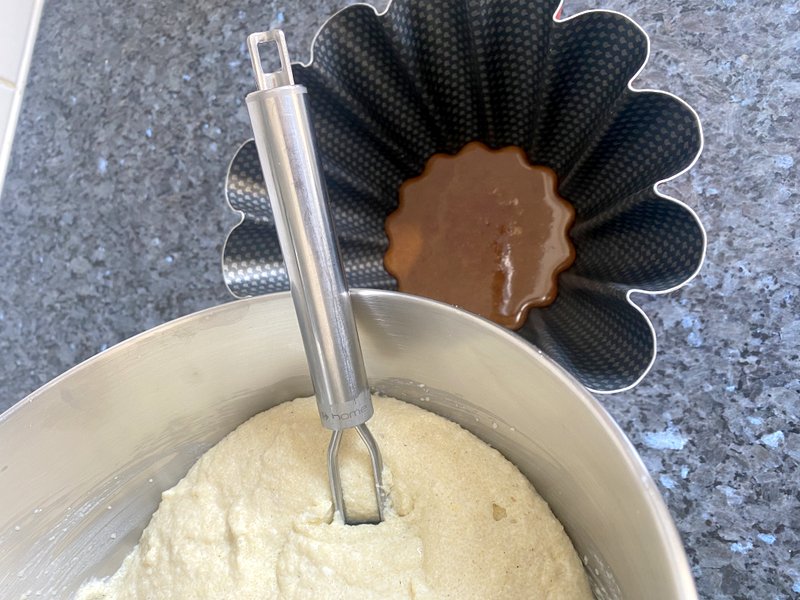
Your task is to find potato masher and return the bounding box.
[243,30,386,525]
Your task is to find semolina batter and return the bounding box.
[77,395,592,599]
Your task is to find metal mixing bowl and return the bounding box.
[0,290,696,598]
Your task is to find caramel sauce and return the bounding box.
[384,142,575,330]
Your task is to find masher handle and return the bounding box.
[244,31,373,430]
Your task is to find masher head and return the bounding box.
[327,423,387,525]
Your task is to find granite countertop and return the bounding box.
[0,0,797,597]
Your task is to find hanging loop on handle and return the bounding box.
[247,30,294,91]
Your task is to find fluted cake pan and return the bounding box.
[223,0,705,392]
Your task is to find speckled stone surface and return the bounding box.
[0,0,797,597]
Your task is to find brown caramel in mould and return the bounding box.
[384,142,576,330]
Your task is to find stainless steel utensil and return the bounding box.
[244,30,385,525]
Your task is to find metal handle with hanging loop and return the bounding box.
[244,30,385,524]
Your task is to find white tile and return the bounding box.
[0,0,43,194]
[0,83,16,192]
[0,84,13,124]
[0,0,38,85]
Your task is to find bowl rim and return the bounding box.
[359,288,698,597]
[1,289,697,598]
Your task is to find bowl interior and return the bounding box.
[0,291,695,598]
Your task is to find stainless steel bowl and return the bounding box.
[0,290,696,598]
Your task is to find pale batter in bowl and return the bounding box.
[77,395,591,599]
